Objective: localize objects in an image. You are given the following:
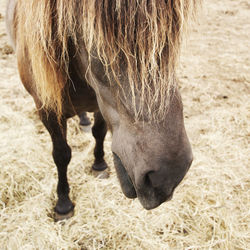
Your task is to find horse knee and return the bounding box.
[52,143,71,168]
[92,112,107,139]
[92,122,107,140]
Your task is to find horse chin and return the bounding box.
[137,190,173,210]
[113,153,137,199]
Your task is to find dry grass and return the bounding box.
[0,0,249,249]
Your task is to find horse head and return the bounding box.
[87,55,193,209]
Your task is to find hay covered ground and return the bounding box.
[0,0,249,249]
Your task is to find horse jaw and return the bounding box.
[113,153,137,199]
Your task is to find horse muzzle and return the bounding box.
[113,151,193,210]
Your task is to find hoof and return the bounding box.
[79,113,91,126]
[92,169,110,179]
[54,198,74,221]
[92,161,109,179]
[92,161,108,171]
[54,209,74,222]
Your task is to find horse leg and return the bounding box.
[39,110,74,220]
[92,111,108,172]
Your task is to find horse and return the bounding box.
[6,0,198,220]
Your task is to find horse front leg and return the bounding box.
[39,110,74,220]
[91,111,108,176]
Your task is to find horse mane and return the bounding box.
[16,0,200,120]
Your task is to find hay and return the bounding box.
[0,0,249,249]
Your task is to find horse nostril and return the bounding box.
[144,171,154,186]
[145,171,161,188]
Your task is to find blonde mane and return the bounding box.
[16,0,199,120]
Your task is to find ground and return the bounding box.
[0,0,249,249]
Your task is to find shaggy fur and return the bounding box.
[16,0,199,120]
